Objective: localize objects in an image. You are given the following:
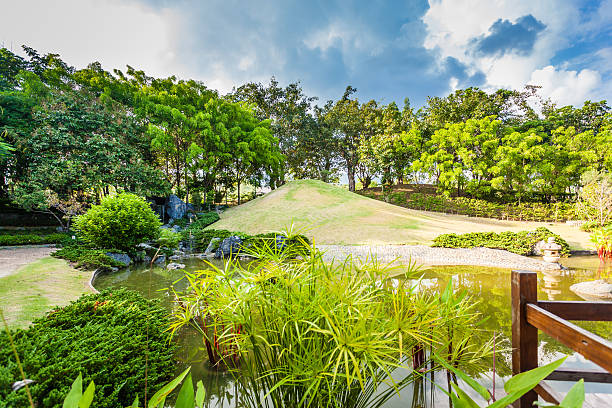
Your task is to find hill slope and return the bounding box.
[210,180,591,249]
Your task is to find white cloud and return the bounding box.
[528,66,602,106]
[421,0,608,105]
[0,0,181,78]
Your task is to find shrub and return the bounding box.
[73,193,161,251]
[432,227,570,256]
[193,229,235,251]
[51,246,125,269]
[0,289,176,408]
[157,228,182,250]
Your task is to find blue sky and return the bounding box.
[1,0,611,107]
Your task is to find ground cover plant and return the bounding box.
[0,289,176,408]
[169,243,494,408]
[195,228,311,255]
[51,246,125,270]
[432,227,570,256]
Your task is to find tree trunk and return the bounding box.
[347,165,356,192]
[237,181,241,205]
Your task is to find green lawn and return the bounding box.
[210,179,593,249]
[0,257,93,329]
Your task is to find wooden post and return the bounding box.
[512,270,539,408]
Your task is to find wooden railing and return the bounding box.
[511,270,612,407]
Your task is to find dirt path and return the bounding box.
[0,245,56,278]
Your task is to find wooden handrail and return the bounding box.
[511,270,612,408]
[537,300,612,321]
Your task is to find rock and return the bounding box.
[173,250,185,256]
[160,224,171,230]
[105,252,131,266]
[186,203,195,212]
[275,235,287,251]
[136,243,156,251]
[143,255,152,263]
[214,236,242,259]
[172,225,182,232]
[12,379,35,392]
[110,267,119,272]
[169,255,182,261]
[166,194,187,220]
[205,237,221,254]
[167,262,186,270]
[153,254,166,264]
[570,280,612,301]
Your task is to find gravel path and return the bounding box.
[318,245,560,271]
[0,245,56,278]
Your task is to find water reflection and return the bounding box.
[93,256,612,407]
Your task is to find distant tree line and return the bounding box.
[1,46,610,220]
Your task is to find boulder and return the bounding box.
[143,255,152,263]
[214,236,242,259]
[167,262,186,270]
[153,254,166,264]
[169,255,182,261]
[105,252,131,266]
[570,280,612,301]
[205,237,221,254]
[275,235,287,251]
[166,194,187,220]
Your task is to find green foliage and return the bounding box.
[169,245,493,408]
[192,229,234,251]
[59,367,206,408]
[157,228,182,250]
[590,226,612,260]
[436,355,585,407]
[179,211,221,242]
[0,232,68,246]
[432,228,570,256]
[51,246,125,270]
[0,289,176,408]
[73,193,161,251]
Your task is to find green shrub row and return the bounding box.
[0,232,69,246]
[51,246,125,270]
[361,190,578,222]
[432,227,570,256]
[0,289,176,408]
[179,211,220,241]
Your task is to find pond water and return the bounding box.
[93,255,612,407]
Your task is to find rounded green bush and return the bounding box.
[73,193,161,251]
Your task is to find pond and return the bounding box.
[93,255,612,407]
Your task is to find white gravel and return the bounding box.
[318,245,561,271]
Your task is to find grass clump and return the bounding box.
[0,289,176,408]
[432,227,570,256]
[169,242,493,408]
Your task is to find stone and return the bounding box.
[205,237,221,254]
[153,254,166,264]
[110,267,119,272]
[275,235,287,251]
[166,195,187,220]
[143,255,152,263]
[169,255,182,261]
[136,243,156,251]
[570,280,612,301]
[12,379,35,392]
[214,236,242,259]
[173,250,185,256]
[172,225,182,232]
[105,252,131,266]
[167,262,186,270]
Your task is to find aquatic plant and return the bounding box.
[590,226,612,260]
[169,239,493,408]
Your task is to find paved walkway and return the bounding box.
[318,245,560,271]
[0,245,56,278]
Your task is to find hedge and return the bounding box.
[432,227,570,256]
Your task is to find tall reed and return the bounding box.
[169,236,493,408]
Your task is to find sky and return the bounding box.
[1,0,611,107]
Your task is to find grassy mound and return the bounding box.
[209,180,591,249]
